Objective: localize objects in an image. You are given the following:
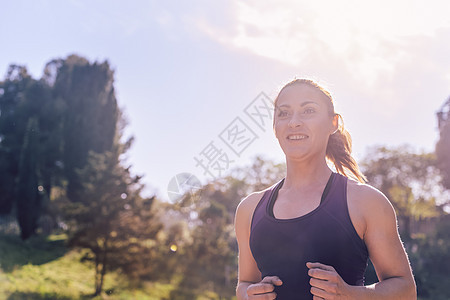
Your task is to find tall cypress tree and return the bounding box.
[0,63,63,235]
[0,65,33,215]
[16,117,40,240]
[52,55,118,202]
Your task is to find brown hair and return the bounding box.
[273,78,367,183]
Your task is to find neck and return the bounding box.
[283,155,332,190]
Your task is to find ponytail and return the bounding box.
[326,114,367,183]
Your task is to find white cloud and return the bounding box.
[192,0,450,88]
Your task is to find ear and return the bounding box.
[331,114,339,134]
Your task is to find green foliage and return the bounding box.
[361,145,444,239]
[228,154,286,196]
[0,65,35,214]
[408,216,450,299]
[54,55,119,203]
[0,63,64,232]
[1,55,162,295]
[62,149,162,295]
[436,98,450,189]
[164,161,276,299]
[16,118,41,240]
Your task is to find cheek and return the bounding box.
[274,127,280,140]
[273,120,281,137]
[311,120,334,140]
[274,120,288,140]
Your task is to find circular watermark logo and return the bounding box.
[167,172,203,205]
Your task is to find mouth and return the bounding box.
[286,134,309,141]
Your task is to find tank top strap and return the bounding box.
[250,179,284,232]
[321,173,348,216]
[322,173,368,256]
[268,173,334,218]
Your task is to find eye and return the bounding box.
[304,107,315,114]
[278,110,289,117]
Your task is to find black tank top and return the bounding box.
[250,173,369,299]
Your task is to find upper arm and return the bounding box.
[352,184,414,282]
[234,192,263,284]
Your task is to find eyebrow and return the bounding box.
[277,101,318,109]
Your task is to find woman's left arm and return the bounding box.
[308,183,417,300]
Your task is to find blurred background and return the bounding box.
[0,0,449,299]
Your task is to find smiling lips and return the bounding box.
[287,134,308,140]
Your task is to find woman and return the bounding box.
[234,79,416,299]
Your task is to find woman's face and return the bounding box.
[274,84,337,161]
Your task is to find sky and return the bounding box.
[1,0,450,202]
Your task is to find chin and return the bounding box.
[282,149,309,160]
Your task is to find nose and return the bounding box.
[288,113,303,128]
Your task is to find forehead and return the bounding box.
[276,84,329,107]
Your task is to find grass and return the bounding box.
[0,233,176,299]
[0,233,229,299]
[0,233,67,272]
[1,233,99,299]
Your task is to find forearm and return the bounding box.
[236,281,251,300]
[351,276,417,300]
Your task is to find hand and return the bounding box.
[307,262,354,300]
[246,276,283,299]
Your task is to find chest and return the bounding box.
[272,189,323,219]
[272,188,366,240]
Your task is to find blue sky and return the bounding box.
[1,0,450,201]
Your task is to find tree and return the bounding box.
[229,154,286,195]
[0,65,34,215]
[59,73,160,294]
[436,97,450,190]
[0,64,64,233]
[15,118,41,239]
[64,150,161,296]
[170,187,237,299]
[407,214,450,299]
[166,155,286,298]
[361,145,444,239]
[52,55,118,203]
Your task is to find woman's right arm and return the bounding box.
[235,192,282,299]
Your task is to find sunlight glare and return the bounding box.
[195,0,450,84]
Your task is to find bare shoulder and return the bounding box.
[347,179,396,222]
[234,185,272,231]
[235,189,266,218]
